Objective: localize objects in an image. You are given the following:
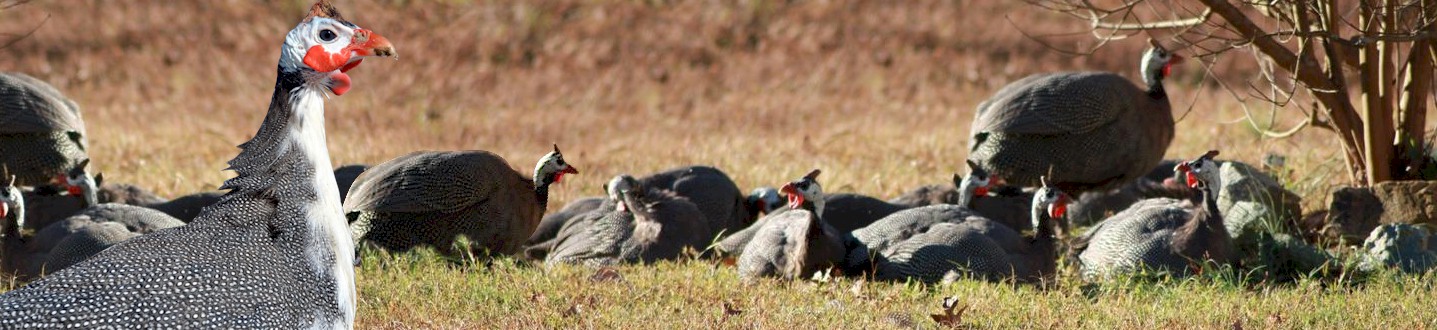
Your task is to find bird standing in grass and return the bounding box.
[0,1,396,327]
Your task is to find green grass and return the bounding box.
[355,248,1437,329]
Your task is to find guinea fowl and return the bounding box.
[967,40,1182,195]
[736,170,847,281]
[1075,150,1234,279]
[345,145,578,257]
[22,159,186,266]
[542,175,711,266]
[843,164,1004,273]
[744,186,783,218]
[0,2,395,327]
[0,72,88,187]
[866,177,1069,283]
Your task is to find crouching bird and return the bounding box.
[0,1,396,328]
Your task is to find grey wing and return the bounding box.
[970,73,1137,136]
[342,151,506,214]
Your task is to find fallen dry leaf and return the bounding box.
[589,267,624,283]
[722,300,743,317]
[930,296,968,328]
[528,292,548,304]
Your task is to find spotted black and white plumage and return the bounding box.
[864,180,1068,284]
[345,146,577,257]
[0,2,395,327]
[1076,150,1234,280]
[968,43,1181,195]
[0,72,87,187]
[736,170,847,281]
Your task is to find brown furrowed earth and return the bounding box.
[2,0,1434,328]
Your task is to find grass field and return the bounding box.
[3,0,1435,328]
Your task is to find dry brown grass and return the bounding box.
[3,0,1434,328]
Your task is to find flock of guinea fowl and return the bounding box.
[0,1,1244,327]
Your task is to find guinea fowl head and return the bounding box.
[278,0,396,96]
[1140,39,1184,86]
[56,159,99,207]
[0,174,23,234]
[746,187,783,215]
[1174,150,1221,190]
[954,159,997,206]
[1032,176,1070,233]
[535,144,580,187]
[605,174,640,212]
[779,169,824,218]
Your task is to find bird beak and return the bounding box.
[780,183,803,209]
[350,29,395,58]
[562,166,579,175]
[1170,54,1185,65]
[339,29,397,73]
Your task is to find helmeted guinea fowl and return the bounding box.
[865,177,1069,284]
[345,145,578,257]
[967,40,1183,195]
[736,170,847,281]
[542,175,711,266]
[0,2,395,327]
[744,187,783,218]
[1075,150,1234,279]
[0,72,88,187]
[842,164,1006,274]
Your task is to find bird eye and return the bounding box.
[319,29,337,42]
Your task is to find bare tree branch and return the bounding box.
[0,13,45,50]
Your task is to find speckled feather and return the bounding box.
[736,209,845,281]
[345,150,547,256]
[968,72,1174,194]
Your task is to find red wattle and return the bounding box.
[1050,204,1067,219]
[1186,172,1199,188]
[1163,63,1173,78]
[1,202,8,219]
[67,185,83,196]
[328,72,351,96]
[974,186,989,197]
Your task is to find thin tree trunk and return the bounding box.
[1359,0,1394,185]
